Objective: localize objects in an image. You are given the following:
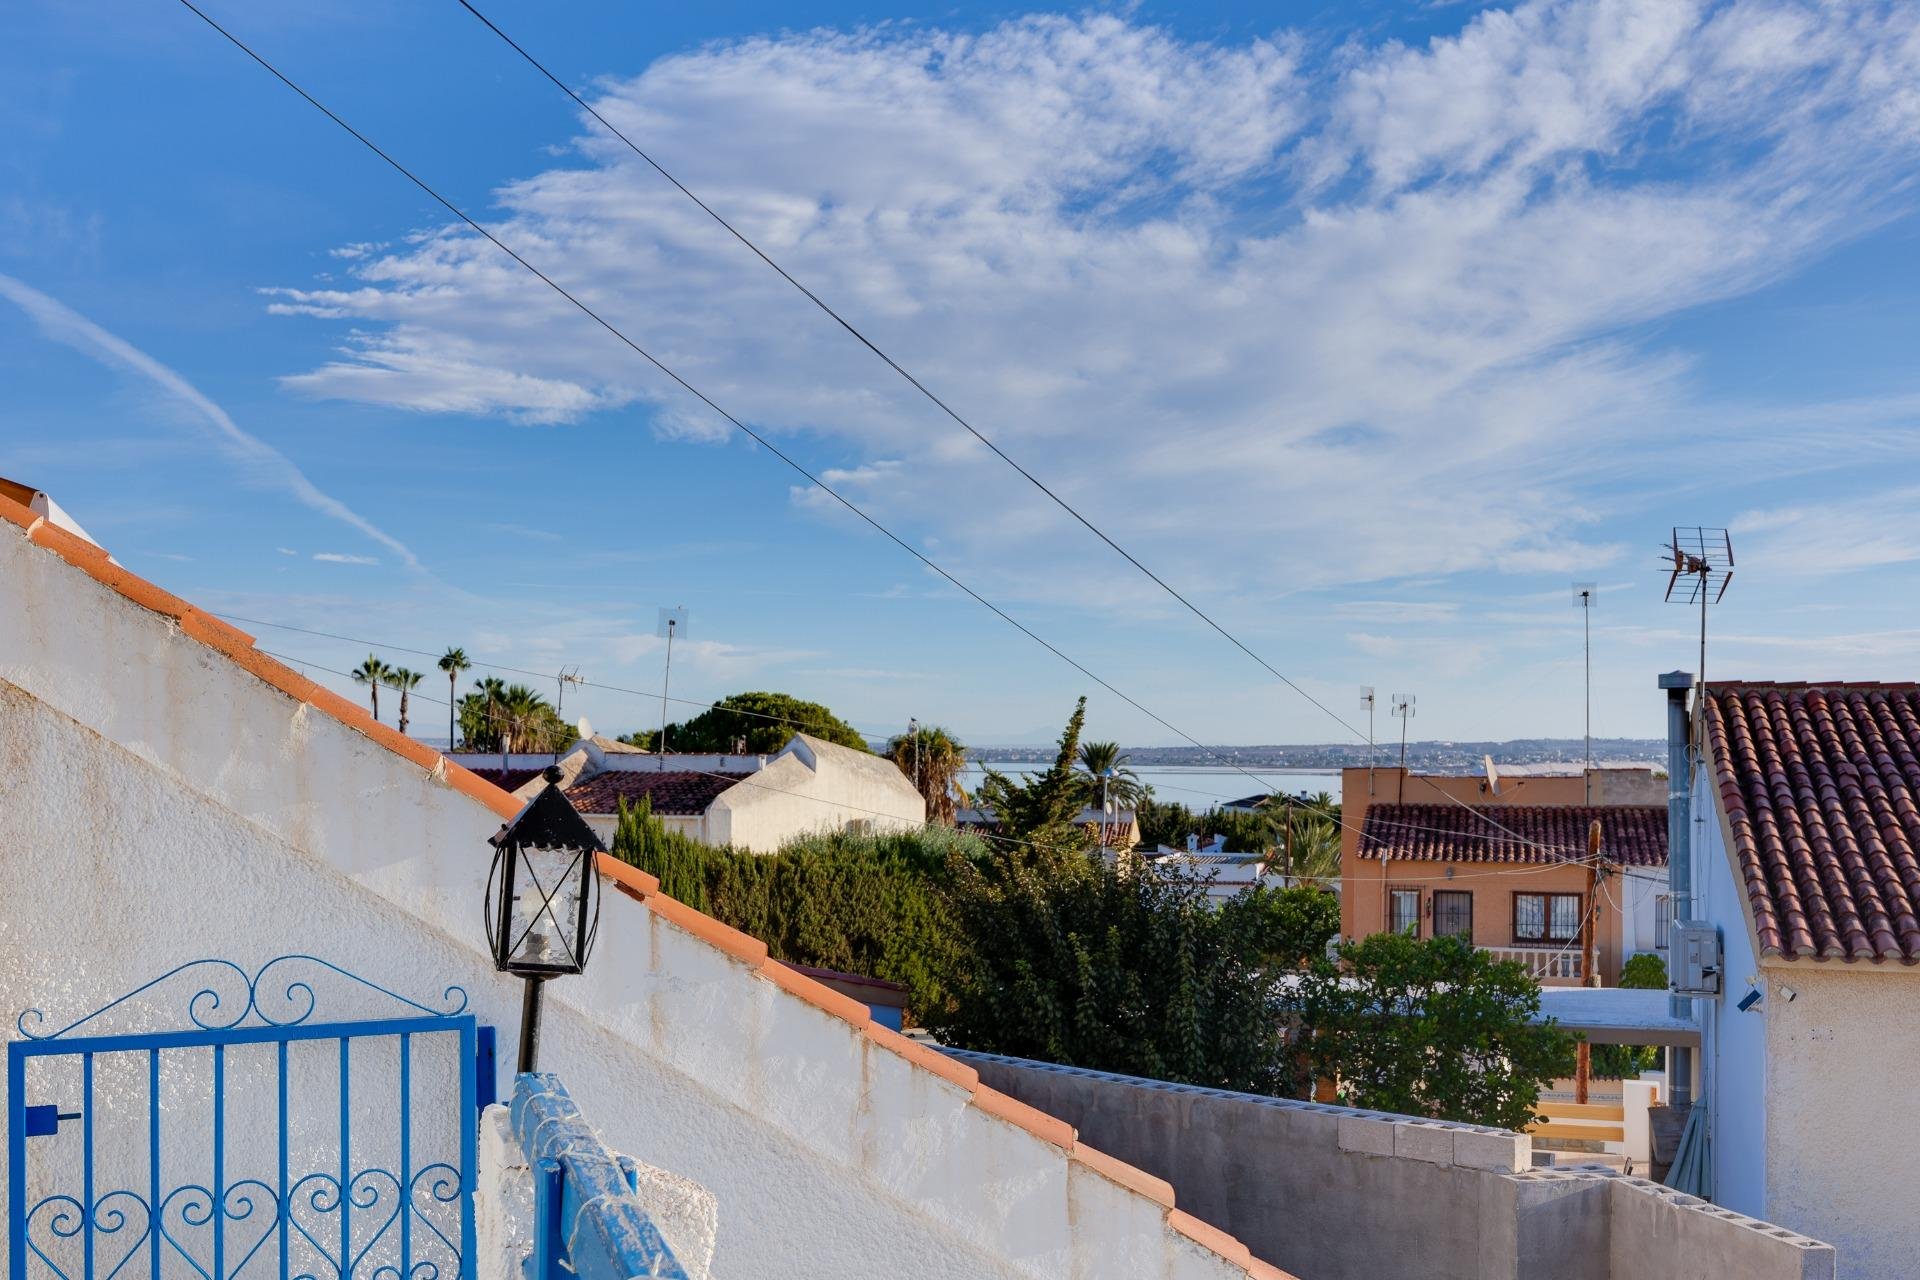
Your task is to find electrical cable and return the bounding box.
[178,2,1598,869]
[448,0,1366,746]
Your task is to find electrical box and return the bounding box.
[1672,922,1722,996]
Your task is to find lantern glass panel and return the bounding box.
[510,844,586,970]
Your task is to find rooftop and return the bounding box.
[1705,681,1920,964]
[566,769,754,816]
[1356,802,1667,867]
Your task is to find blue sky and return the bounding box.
[7,0,1920,749]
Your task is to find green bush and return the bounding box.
[611,799,983,1021]
[1592,951,1668,1079]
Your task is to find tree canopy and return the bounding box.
[621,691,869,754]
[1293,932,1576,1129]
[973,697,1092,851]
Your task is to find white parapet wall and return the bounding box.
[947,1049,1834,1280]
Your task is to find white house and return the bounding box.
[1673,675,1920,1280]
[451,731,925,853]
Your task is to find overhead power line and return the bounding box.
[447,0,1367,747]
[441,2,1587,863]
[174,1,1589,869]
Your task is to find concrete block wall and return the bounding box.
[946,1049,1834,1280]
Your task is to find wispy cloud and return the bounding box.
[0,274,423,572]
[259,3,1920,609]
[313,552,379,565]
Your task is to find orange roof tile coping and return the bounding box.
[1,498,1272,1280]
[969,1084,1075,1150]
[0,494,41,534]
[863,1022,978,1091]
[1246,1260,1298,1280]
[761,955,869,1025]
[595,852,661,899]
[644,891,770,967]
[1169,1209,1253,1267]
[1071,1141,1175,1207]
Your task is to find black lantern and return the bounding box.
[485,765,605,1071]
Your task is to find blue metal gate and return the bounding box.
[7,957,480,1280]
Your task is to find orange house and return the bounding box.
[1338,766,1669,986]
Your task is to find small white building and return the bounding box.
[1675,676,1920,1280]
[451,731,925,853]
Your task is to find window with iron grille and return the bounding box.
[1433,889,1473,940]
[1512,892,1582,944]
[1389,888,1421,936]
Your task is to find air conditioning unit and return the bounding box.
[1671,922,1721,996]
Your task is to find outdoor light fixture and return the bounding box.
[485,764,605,1072]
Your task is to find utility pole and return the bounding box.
[1575,818,1609,1104]
[1574,584,1594,804]
[1392,694,1415,803]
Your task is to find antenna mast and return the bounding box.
[1663,528,1734,782]
[1572,584,1595,803]
[555,665,584,763]
[656,607,689,769]
[1361,687,1377,797]
[1391,693,1415,803]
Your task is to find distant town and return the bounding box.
[962,737,1668,772]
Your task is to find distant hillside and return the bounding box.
[965,738,1665,771]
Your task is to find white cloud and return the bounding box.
[313,552,379,565]
[0,274,424,572]
[262,2,1920,605]
[1732,488,1920,575]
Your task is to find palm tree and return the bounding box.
[885,725,970,825]
[385,667,423,736]
[1076,740,1144,810]
[438,648,470,749]
[498,683,550,767]
[350,654,392,721]
[465,676,508,755]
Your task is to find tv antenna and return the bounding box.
[1572,583,1596,803]
[1663,528,1734,779]
[656,607,688,768]
[555,666,584,762]
[1360,686,1377,796]
[1391,693,1415,803]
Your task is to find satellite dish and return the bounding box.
[1484,754,1501,796]
[577,716,593,742]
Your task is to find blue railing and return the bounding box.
[509,1075,687,1280]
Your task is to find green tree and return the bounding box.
[384,667,423,736]
[1076,741,1145,809]
[610,797,981,1021]
[495,683,573,760]
[885,724,970,825]
[1220,884,1340,968]
[975,697,1091,850]
[458,677,509,753]
[350,654,392,721]
[1592,952,1668,1079]
[622,691,868,754]
[1135,795,1200,849]
[932,840,1292,1092]
[1293,932,1576,1129]
[1269,803,1342,880]
[438,647,470,748]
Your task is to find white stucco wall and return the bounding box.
[706,734,925,854]
[1761,966,1920,1280]
[1615,865,1666,958]
[0,524,1263,1280]
[1693,763,1767,1221]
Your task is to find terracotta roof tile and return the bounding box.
[1357,803,1667,867]
[565,769,749,816]
[466,766,546,793]
[1706,682,1920,964]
